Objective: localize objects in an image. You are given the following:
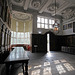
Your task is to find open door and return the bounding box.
[47,34,50,52]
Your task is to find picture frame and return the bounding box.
[0,5,2,17]
[68,23,72,29]
[0,5,3,19]
[63,24,67,30]
[73,22,75,32]
[4,6,8,22]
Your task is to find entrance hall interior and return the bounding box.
[0,0,75,75]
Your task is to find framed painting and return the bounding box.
[63,24,67,30]
[68,23,72,29]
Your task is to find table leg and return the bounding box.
[6,64,10,75]
[22,63,25,75]
[25,62,28,75]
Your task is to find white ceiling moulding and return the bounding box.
[64,0,75,4]
[55,1,72,15]
[47,3,59,12]
[31,0,41,8]
[11,0,24,6]
[51,1,72,16]
[39,0,52,13]
[12,11,32,21]
[62,7,75,20]
[14,0,23,3]
[63,17,75,24]
[24,0,30,10]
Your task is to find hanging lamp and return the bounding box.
[53,0,59,33]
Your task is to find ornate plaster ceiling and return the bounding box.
[62,7,75,20]
[31,0,41,8]
[10,0,75,19]
[11,0,24,6]
[12,11,32,21]
[14,0,23,3]
[47,3,59,11]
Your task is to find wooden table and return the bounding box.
[4,47,29,75]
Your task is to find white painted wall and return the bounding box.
[63,28,75,35]
[32,13,62,35]
[62,17,75,35]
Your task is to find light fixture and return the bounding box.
[53,0,59,33]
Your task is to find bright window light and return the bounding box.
[31,69,40,75]
[54,60,60,64]
[56,65,66,74]
[49,19,51,24]
[45,25,48,29]
[38,31,41,34]
[44,62,50,66]
[34,65,42,69]
[11,31,31,44]
[52,20,54,24]
[43,67,52,75]
[21,33,24,38]
[63,63,75,71]
[41,18,44,23]
[18,73,23,75]
[49,25,53,29]
[37,16,55,29]
[41,24,44,28]
[14,32,16,37]
[60,59,67,63]
[37,17,40,22]
[45,18,48,23]
[11,31,13,37]
[37,23,40,28]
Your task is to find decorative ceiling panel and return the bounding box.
[64,0,75,4]
[12,11,32,21]
[11,0,75,19]
[61,7,75,20]
[45,0,66,13]
[11,0,24,6]
[14,0,23,3]
[29,0,48,10]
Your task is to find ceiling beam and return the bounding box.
[56,2,72,14]
[64,0,75,4]
[52,1,72,16]
[39,0,52,13]
[24,0,30,10]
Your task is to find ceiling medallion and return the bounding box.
[31,0,41,8]
[14,0,23,3]
[47,3,59,11]
[13,13,31,21]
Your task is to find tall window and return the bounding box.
[11,22,31,45]
[11,31,30,44]
[37,16,55,29]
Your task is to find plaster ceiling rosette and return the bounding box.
[31,0,41,8]
[47,3,59,12]
[12,11,32,21]
[11,0,24,6]
[14,0,23,3]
